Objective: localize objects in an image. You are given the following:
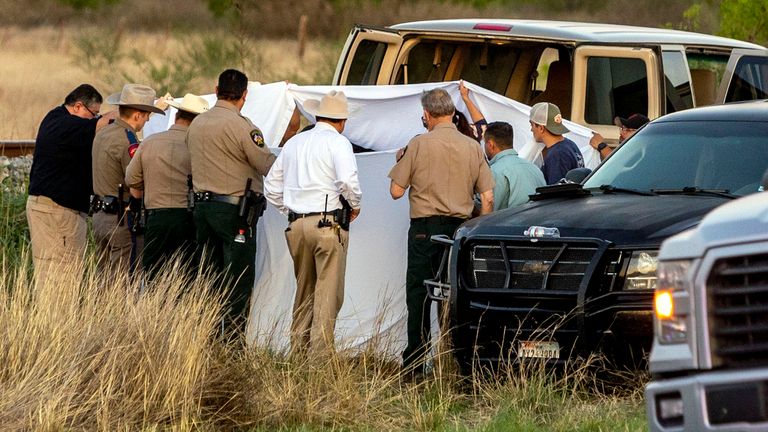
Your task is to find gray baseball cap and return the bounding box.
[530,102,569,135]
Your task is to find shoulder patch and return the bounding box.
[250,128,265,148]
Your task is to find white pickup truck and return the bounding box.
[646,187,768,431]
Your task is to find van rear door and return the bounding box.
[716,48,768,103]
[333,25,403,86]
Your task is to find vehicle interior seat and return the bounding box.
[690,68,716,106]
[530,60,572,118]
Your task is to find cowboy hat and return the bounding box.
[107,83,165,115]
[303,90,349,120]
[167,93,210,115]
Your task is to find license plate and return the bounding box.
[518,340,560,359]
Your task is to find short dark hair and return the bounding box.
[118,106,148,117]
[484,121,514,149]
[175,110,198,122]
[64,84,102,107]
[217,69,248,101]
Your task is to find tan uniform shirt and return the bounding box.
[389,122,494,219]
[92,118,137,197]
[125,124,190,209]
[187,100,276,196]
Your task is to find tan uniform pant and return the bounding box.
[285,214,349,354]
[92,210,136,273]
[26,195,87,286]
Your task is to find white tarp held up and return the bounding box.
[143,81,599,357]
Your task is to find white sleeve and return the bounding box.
[332,136,362,209]
[264,151,287,214]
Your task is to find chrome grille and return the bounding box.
[468,241,598,291]
[709,253,768,367]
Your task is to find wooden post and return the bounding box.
[297,14,308,61]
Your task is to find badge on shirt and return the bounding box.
[250,128,265,148]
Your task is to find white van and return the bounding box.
[333,19,768,142]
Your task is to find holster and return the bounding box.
[337,195,353,231]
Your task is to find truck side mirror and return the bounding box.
[565,167,592,184]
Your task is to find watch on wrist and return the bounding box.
[597,142,608,152]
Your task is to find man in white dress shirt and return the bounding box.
[264,90,362,355]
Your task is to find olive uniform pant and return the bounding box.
[285,214,349,355]
[193,201,257,336]
[402,216,464,373]
[143,208,196,280]
[26,195,87,286]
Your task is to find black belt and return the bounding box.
[288,211,337,223]
[193,192,240,205]
[146,208,187,216]
[411,215,466,225]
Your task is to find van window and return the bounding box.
[662,51,693,113]
[686,52,728,106]
[585,57,648,125]
[457,43,521,95]
[346,40,388,85]
[725,56,768,102]
[395,42,458,84]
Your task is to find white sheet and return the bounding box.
[143,81,600,358]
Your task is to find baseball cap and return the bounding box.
[614,113,650,130]
[529,102,569,135]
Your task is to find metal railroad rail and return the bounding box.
[0,140,35,157]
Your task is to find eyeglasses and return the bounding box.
[82,103,100,118]
[619,126,636,132]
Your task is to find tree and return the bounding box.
[718,0,768,46]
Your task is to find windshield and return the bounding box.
[584,120,768,196]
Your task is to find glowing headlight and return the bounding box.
[624,251,659,290]
[655,260,692,344]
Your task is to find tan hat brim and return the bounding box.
[302,99,348,120]
[166,100,206,115]
[107,92,165,115]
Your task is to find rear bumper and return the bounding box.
[646,368,768,431]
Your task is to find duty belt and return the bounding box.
[193,192,240,206]
[90,195,124,214]
[288,210,340,223]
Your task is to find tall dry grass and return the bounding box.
[0,244,647,430]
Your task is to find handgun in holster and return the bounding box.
[236,178,266,240]
[128,196,145,235]
[187,174,195,212]
[337,195,353,231]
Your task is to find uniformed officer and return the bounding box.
[389,88,495,377]
[264,90,363,355]
[125,93,209,280]
[186,69,276,337]
[92,83,164,274]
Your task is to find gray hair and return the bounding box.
[421,89,455,117]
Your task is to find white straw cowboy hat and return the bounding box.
[303,90,349,120]
[167,93,210,115]
[107,83,165,115]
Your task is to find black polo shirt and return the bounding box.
[28,105,99,213]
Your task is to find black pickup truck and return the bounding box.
[428,100,768,372]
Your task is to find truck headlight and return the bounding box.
[655,260,692,344]
[624,251,658,290]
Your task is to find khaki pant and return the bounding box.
[26,195,87,286]
[285,214,349,354]
[92,210,139,274]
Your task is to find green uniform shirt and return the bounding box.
[488,148,546,211]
